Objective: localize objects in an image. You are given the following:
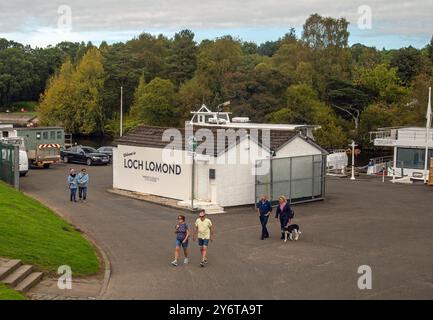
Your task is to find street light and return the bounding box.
[349,140,358,181]
[216,101,230,125]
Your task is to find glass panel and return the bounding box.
[272,180,290,201]
[256,184,271,202]
[291,178,313,200]
[43,132,49,140]
[255,160,271,184]
[50,131,55,139]
[272,158,291,182]
[291,156,313,179]
[397,148,425,169]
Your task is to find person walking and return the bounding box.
[275,195,293,240]
[193,210,214,268]
[171,215,190,267]
[256,195,272,240]
[67,169,78,202]
[77,168,89,202]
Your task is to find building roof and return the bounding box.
[0,114,37,124]
[115,125,302,157]
[2,126,63,131]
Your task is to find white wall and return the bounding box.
[276,136,322,158]
[113,145,192,201]
[212,138,271,207]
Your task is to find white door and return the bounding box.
[196,162,209,201]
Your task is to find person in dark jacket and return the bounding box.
[256,195,272,240]
[275,195,293,240]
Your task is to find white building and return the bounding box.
[371,127,433,180]
[113,123,327,212]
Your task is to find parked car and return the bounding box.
[97,146,114,162]
[61,146,110,166]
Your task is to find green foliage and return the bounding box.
[130,77,178,127]
[268,84,347,148]
[354,64,409,104]
[2,15,432,147]
[38,48,106,135]
[0,283,26,300]
[390,46,422,84]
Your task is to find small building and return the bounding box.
[371,126,433,180]
[113,123,328,212]
[0,114,38,127]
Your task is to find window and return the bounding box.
[43,132,49,140]
[396,148,433,169]
[36,132,41,140]
[50,131,55,139]
[57,131,62,140]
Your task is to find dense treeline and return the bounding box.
[2,14,433,148]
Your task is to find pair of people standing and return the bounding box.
[171,210,214,268]
[67,168,90,202]
[256,195,300,241]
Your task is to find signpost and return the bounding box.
[349,141,358,181]
[188,136,198,211]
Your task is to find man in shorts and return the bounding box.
[193,210,214,268]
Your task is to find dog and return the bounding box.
[284,224,301,242]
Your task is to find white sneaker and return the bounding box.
[184,258,189,264]
[171,260,178,266]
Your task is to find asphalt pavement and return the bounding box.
[20,163,433,299]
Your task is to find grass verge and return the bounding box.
[0,283,26,300]
[0,181,100,277]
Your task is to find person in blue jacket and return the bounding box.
[77,168,90,202]
[256,195,272,240]
[275,195,293,240]
[67,169,78,202]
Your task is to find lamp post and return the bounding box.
[423,87,432,184]
[120,86,123,137]
[350,140,357,181]
[216,101,230,125]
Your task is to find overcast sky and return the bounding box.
[0,0,432,49]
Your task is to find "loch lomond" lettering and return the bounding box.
[123,159,181,175]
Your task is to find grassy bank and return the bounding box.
[0,181,100,277]
[0,284,26,300]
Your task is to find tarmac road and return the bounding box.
[20,163,433,299]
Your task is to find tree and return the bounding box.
[130,77,178,127]
[164,29,197,86]
[268,84,347,148]
[390,46,422,84]
[196,37,243,99]
[354,64,409,104]
[302,13,349,49]
[302,14,352,98]
[39,48,106,134]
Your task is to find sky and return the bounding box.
[0,0,432,49]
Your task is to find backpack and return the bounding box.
[288,207,295,219]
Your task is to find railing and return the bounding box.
[369,130,394,142]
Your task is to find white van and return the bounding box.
[19,149,29,177]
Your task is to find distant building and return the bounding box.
[371,127,433,180]
[0,114,38,127]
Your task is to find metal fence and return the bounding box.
[0,142,19,189]
[255,154,326,205]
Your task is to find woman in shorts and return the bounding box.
[171,215,190,266]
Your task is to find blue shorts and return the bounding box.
[198,238,209,247]
[175,239,188,248]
